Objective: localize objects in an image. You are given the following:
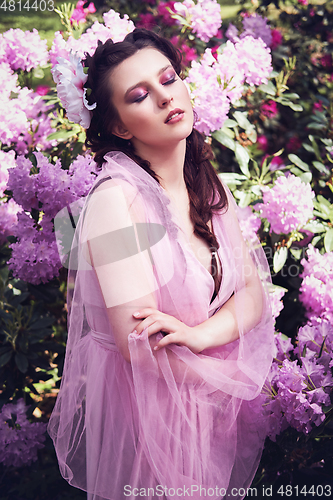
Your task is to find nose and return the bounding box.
[157,88,173,108]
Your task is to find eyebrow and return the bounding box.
[124,64,173,99]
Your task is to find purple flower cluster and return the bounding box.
[7,153,96,284]
[226,13,272,48]
[299,245,333,324]
[0,29,48,72]
[186,36,272,134]
[174,0,222,43]
[256,174,314,234]
[0,399,47,468]
[264,322,333,440]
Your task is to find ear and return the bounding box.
[112,123,133,140]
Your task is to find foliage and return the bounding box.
[0,0,332,494]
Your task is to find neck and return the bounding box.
[132,139,187,195]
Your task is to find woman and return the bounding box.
[49,29,275,500]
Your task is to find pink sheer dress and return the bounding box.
[48,152,275,500]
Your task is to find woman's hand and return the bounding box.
[133,308,205,353]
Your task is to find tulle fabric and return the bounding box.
[48,152,275,500]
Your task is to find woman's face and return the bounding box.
[110,47,194,155]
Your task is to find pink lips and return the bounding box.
[165,108,184,124]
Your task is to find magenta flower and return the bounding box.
[313,100,324,113]
[270,28,283,50]
[137,13,157,29]
[158,1,178,26]
[261,100,278,118]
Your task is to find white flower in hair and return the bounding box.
[52,52,96,129]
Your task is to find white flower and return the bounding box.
[51,52,92,128]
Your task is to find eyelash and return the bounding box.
[133,74,177,103]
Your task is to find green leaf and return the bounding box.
[212,130,235,151]
[312,161,330,175]
[289,167,312,184]
[307,122,326,131]
[29,317,54,330]
[0,351,13,367]
[286,102,303,112]
[33,67,45,79]
[233,111,251,130]
[222,119,237,128]
[47,126,81,142]
[324,228,333,252]
[15,352,29,373]
[288,154,310,171]
[258,81,276,96]
[303,221,326,234]
[218,172,247,185]
[235,143,250,177]
[290,247,302,260]
[273,247,288,274]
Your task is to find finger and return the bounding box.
[153,333,182,351]
[136,318,165,336]
[133,308,160,319]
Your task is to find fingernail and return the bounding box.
[154,346,158,351]
[133,312,140,317]
[132,329,137,335]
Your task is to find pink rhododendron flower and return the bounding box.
[236,205,261,243]
[0,150,16,197]
[174,0,222,42]
[0,400,47,467]
[50,9,134,64]
[299,245,333,324]
[269,287,286,322]
[1,28,48,72]
[256,174,314,234]
[241,13,272,47]
[261,100,278,118]
[0,199,21,245]
[233,36,272,86]
[186,49,230,135]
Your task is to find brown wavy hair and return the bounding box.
[83,29,228,297]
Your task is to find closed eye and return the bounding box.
[162,75,176,86]
[133,93,148,103]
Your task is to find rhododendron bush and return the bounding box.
[0,0,332,495]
